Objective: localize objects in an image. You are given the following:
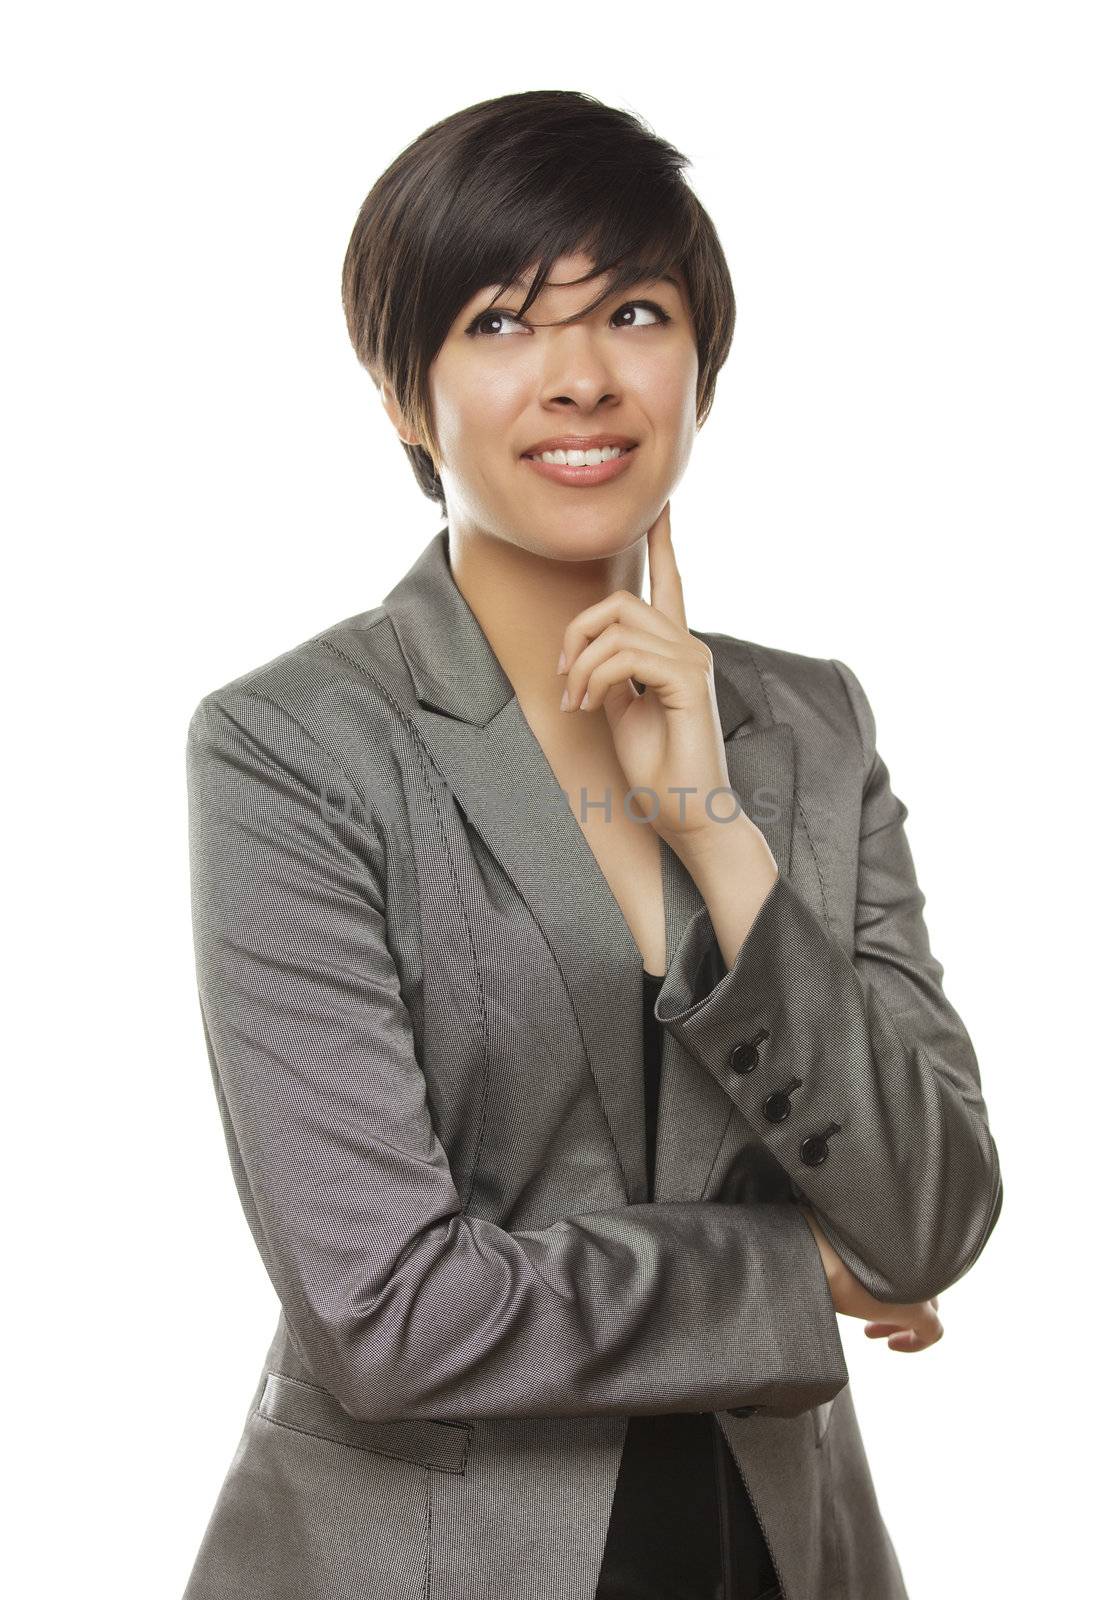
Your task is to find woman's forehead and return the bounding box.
[475,259,684,308]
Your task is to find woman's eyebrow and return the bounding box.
[483,272,680,301]
[519,272,679,291]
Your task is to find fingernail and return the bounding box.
[560,688,569,711]
[579,691,590,711]
[557,649,567,673]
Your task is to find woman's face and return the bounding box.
[417,250,700,561]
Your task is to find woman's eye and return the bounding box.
[611,300,671,329]
[466,298,671,339]
[468,309,525,338]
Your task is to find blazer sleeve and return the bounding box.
[186,685,849,1426]
[654,658,1003,1305]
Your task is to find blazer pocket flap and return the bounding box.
[258,1373,471,1473]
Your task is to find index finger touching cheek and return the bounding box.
[647,501,687,632]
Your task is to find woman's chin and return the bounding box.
[499,504,664,562]
[524,526,651,563]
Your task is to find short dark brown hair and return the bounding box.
[341,90,736,517]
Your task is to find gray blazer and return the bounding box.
[182,527,1002,1600]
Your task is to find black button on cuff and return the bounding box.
[730,1041,759,1074]
[763,1091,792,1122]
[729,1028,770,1076]
[762,1076,801,1122]
[800,1121,842,1166]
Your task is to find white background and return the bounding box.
[5,4,1087,1595]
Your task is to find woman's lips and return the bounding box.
[521,445,639,487]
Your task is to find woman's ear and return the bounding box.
[379,382,423,449]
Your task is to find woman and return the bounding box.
[183,91,1002,1600]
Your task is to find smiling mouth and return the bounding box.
[523,444,638,466]
[520,444,640,487]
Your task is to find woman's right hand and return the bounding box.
[799,1204,944,1352]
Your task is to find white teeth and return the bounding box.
[530,446,627,466]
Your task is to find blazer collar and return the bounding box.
[365,526,796,1204]
[382,526,756,738]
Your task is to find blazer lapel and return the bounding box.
[374,529,797,1204]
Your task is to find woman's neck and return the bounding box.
[446,524,647,718]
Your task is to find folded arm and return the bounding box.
[186,686,848,1426]
[654,658,1003,1305]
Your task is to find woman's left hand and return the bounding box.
[557,500,750,850]
[863,1296,943,1352]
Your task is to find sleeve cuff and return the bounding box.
[653,871,842,1120]
[654,870,787,1036]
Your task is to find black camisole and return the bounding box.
[592,968,782,1600]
